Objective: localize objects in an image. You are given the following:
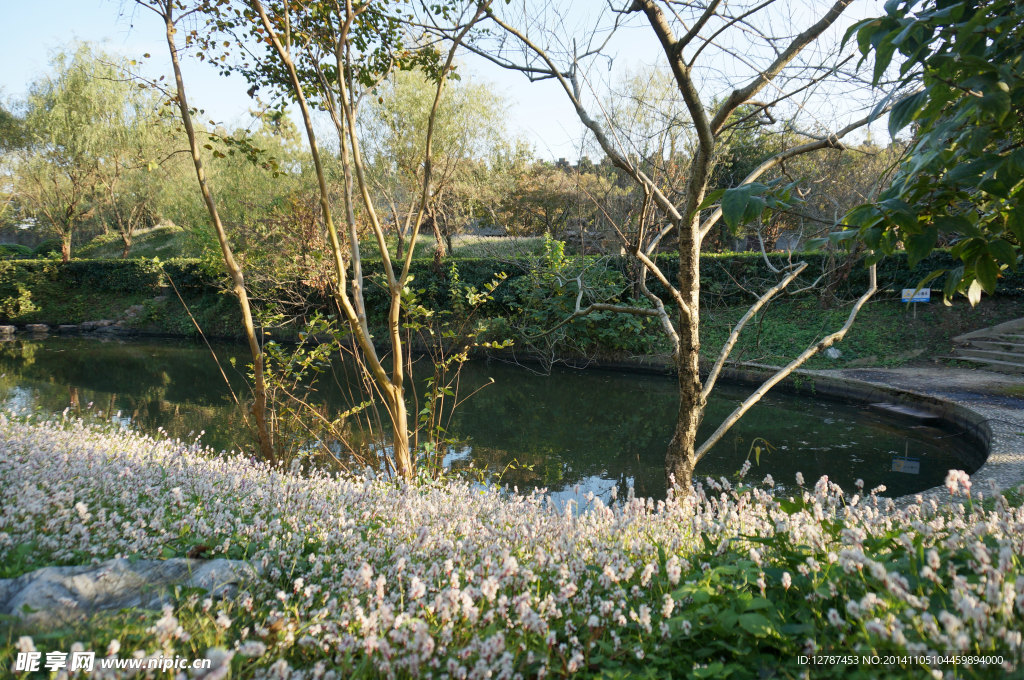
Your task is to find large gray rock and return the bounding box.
[0,558,260,628]
[0,325,15,335]
[24,324,49,333]
[80,320,115,331]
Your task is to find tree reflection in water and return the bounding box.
[0,337,980,502]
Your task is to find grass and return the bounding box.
[699,295,1024,370]
[75,225,204,260]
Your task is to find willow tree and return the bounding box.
[361,68,511,260]
[16,44,136,261]
[458,0,889,490]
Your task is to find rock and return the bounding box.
[824,347,842,360]
[123,304,146,320]
[0,325,15,335]
[58,325,78,333]
[24,324,49,333]
[0,558,260,628]
[152,295,169,303]
[80,320,115,331]
[848,355,878,367]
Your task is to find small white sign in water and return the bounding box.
[892,456,920,474]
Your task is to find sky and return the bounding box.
[0,0,889,161]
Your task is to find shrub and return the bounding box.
[0,244,33,259]
[31,239,62,258]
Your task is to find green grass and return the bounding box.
[75,225,204,260]
[699,295,1023,370]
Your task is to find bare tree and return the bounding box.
[458,0,887,490]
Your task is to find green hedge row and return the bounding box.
[1,251,1019,319]
[0,258,223,295]
[357,251,1024,320]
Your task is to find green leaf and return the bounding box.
[744,597,772,611]
[905,227,937,267]
[695,188,726,215]
[738,612,773,637]
[888,89,928,136]
[975,254,999,294]
[872,33,898,85]
[976,88,1011,123]
[1007,207,1024,244]
[933,214,980,237]
[987,238,1017,271]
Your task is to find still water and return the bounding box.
[0,336,980,501]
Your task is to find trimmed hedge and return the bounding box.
[0,251,1019,322]
[0,244,33,259]
[0,258,224,295]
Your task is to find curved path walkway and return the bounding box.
[811,366,1024,503]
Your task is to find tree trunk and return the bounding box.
[385,382,413,477]
[60,235,71,262]
[162,10,274,463]
[665,217,703,492]
[430,213,446,260]
[120,233,131,259]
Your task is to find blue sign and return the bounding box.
[902,288,930,303]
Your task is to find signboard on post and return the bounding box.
[901,288,931,303]
[902,288,930,318]
[892,456,920,474]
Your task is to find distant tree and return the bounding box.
[15,43,137,261]
[361,69,511,260]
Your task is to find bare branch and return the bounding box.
[708,0,855,135]
[694,264,876,462]
[700,262,807,402]
[697,108,892,242]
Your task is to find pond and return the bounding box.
[0,336,981,502]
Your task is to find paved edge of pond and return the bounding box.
[725,365,1023,506]
[482,349,1022,505]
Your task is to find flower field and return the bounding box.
[1,412,1022,679]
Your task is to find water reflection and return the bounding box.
[0,336,981,502]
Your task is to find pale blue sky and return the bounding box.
[1,1,887,160]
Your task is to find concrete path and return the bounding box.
[812,367,1024,502]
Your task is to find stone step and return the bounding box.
[958,348,1024,363]
[948,356,1024,374]
[970,340,1024,354]
[994,334,1024,342]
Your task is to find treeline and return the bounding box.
[1,42,905,269]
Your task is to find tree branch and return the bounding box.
[700,262,807,402]
[697,108,891,242]
[708,0,854,135]
[694,264,876,462]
